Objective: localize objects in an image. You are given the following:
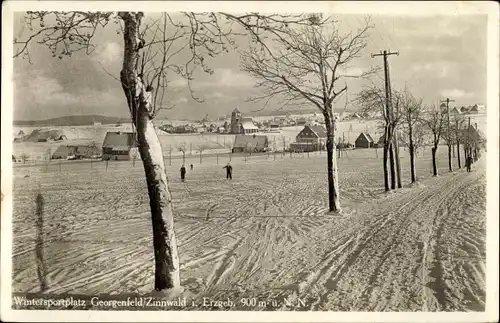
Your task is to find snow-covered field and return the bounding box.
[11,144,486,311]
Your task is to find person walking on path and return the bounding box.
[223,163,232,180]
[466,155,473,172]
[190,164,194,171]
[180,165,186,181]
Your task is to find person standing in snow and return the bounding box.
[190,164,194,171]
[180,165,186,181]
[223,163,232,180]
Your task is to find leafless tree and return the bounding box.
[178,142,187,165]
[197,144,207,164]
[35,191,48,291]
[451,114,466,169]
[20,153,28,165]
[358,84,402,191]
[398,87,426,183]
[14,10,330,292]
[240,18,376,212]
[421,106,446,176]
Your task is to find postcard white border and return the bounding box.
[2,1,499,322]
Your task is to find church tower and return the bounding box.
[230,108,242,134]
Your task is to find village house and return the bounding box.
[240,117,259,134]
[290,125,327,152]
[269,122,280,130]
[355,132,374,148]
[232,134,269,153]
[450,107,461,115]
[296,118,307,126]
[102,131,137,161]
[52,145,101,160]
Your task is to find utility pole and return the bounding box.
[467,116,471,161]
[441,97,455,172]
[372,50,401,189]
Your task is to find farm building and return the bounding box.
[460,106,469,113]
[102,132,137,160]
[269,122,280,130]
[51,145,101,160]
[468,104,485,114]
[232,134,269,153]
[355,133,374,148]
[459,124,485,144]
[17,130,25,136]
[296,118,307,126]
[450,107,461,115]
[240,117,259,134]
[290,125,327,152]
[21,129,67,142]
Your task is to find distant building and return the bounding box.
[102,131,137,160]
[269,122,280,130]
[296,118,307,126]
[230,108,242,134]
[460,106,469,114]
[351,113,362,119]
[240,117,259,134]
[52,145,101,160]
[355,133,374,148]
[290,125,327,152]
[232,134,268,153]
[468,104,485,114]
[450,107,461,115]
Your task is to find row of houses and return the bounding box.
[51,132,138,161]
[441,104,485,115]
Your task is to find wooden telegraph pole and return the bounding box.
[441,97,455,172]
[372,50,401,189]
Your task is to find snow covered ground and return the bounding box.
[11,147,486,311]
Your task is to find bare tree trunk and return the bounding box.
[325,113,340,212]
[447,144,453,172]
[383,144,390,191]
[389,143,396,189]
[431,146,438,176]
[409,138,416,183]
[457,141,461,169]
[382,126,390,191]
[120,12,180,291]
[35,192,48,292]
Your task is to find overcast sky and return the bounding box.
[13,12,487,121]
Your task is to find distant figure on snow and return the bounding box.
[180,165,186,181]
[190,164,194,171]
[223,163,232,180]
[466,156,473,172]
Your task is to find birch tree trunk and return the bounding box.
[457,140,461,169]
[119,12,180,291]
[324,112,340,212]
